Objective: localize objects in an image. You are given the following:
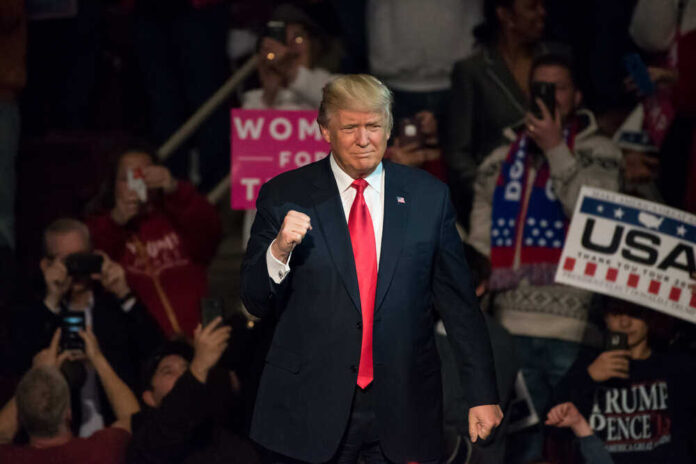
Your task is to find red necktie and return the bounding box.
[348,178,377,389]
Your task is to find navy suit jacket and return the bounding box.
[241,157,498,463]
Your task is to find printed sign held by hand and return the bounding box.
[556,187,696,324]
[230,109,330,210]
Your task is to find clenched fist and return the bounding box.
[271,210,312,264]
[545,402,593,437]
[469,404,504,442]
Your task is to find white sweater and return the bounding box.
[242,66,334,110]
[367,0,482,92]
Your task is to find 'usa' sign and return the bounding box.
[555,187,696,324]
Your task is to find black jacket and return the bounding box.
[128,369,259,464]
[11,288,163,427]
[241,158,498,463]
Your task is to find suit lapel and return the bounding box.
[311,158,361,313]
[375,161,408,313]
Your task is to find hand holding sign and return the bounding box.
[271,210,312,264]
[555,187,696,325]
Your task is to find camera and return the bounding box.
[64,253,103,277]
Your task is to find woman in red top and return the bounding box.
[86,148,222,338]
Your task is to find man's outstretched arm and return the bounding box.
[79,326,139,432]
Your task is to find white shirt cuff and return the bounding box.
[266,240,291,284]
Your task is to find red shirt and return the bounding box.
[0,428,130,464]
[86,181,222,338]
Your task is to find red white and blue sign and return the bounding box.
[555,187,696,324]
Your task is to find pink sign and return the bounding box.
[230,109,330,210]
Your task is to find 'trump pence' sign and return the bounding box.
[230,109,330,209]
[555,187,696,323]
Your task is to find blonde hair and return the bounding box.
[16,367,70,438]
[317,74,393,131]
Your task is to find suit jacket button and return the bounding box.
[356,321,362,330]
[350,365,357,372]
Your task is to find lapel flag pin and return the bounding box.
[397,196,406,204]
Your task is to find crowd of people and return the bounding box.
[1,0,696,463]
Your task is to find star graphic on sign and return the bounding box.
[677,225,687,237]
[614,208,624,219]
[597,205,604,213]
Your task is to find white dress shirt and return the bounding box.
[65,297,105,438]
[266,154,385,283]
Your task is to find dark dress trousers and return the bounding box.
[241,157,498,463]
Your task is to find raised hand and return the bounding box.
[78,325,104,364]
[142,165,177,194]
[93,251,130,299]
[526,98,563,152]
[190,317,232,383]
[546,402,593,437]
[587,349,631,382]
[271,210,312,264]
[32,329,75,368]
[41,258,72,311]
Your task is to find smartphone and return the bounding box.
[605,331,629,351]
[127,167,147,203]
[201,298,225,327]
[64,253,103,277]
[264,20,287,44]
[398,118,423,146]
[60,311,86,351]
[623,52,655,96]
[530,81,556,119]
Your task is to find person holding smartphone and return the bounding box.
[554,297,696,464]
[446,0,547,230]
[241,4,338,111]
[386,111,447,181]
[239,5,339,249]
[86,146,221,339]
[127,319,260,464]
[11,218,162,437]
[0,327,141,463]
[467,52,623,463]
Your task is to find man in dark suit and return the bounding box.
[241,74,502,463]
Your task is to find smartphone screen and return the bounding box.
[61,311,86,351]
[265,20,287,43]
[530,81,556,119]
[201,298,224,327]
[605,331,629,351]
[623,53,655,95]
[398,118,423,147]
